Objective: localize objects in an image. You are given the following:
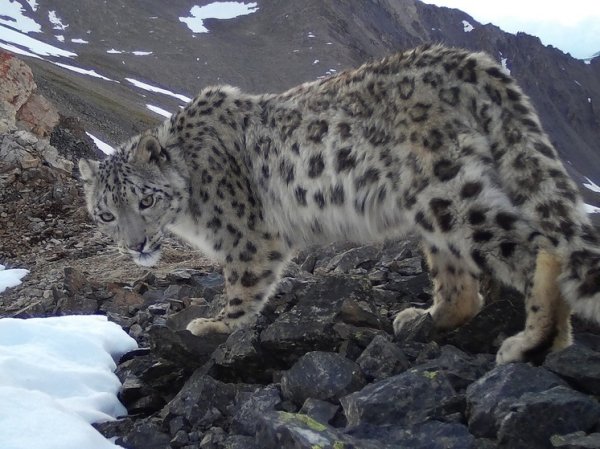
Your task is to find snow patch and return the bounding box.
[0,315,137,449]
[584,204,600,214]
[106,48,123,54]
[0,264,28,294]
[313,59,319,64]
[55,34,64,42]
[132,51,152,56]
[179,2,258,33]
[146,104,172,118]
[0,0,41,33]
[307,31,315,38]
[126,78,192,103]
[48,10,68,31]
[53,62,114,81]
[462,20,474,32]
[71,38,88,44]
[589,97,592,103]
[583,177,600,193]
[0,25,76,57]
[0,41,40,59]
[86,133,115,155]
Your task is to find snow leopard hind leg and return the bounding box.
[393,243,483,333]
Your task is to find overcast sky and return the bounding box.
[421,0,600,59]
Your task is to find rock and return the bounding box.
[17,93,59,137]
[38,141,74,173]
[394,308,437,343]
[211,327,267,382]
[418,345,494,392]
[149,323,227,368]
[0,100,16,133]
[347,421,476,449]
[199,427,227,449]
[256,411,389,449]
[281,351,366,405]
[388,255,424,276]
[323,244,382,273]
[0,51,35,113]
[551,432,600,449]
[50,115,104,162]
[299,398,339,425]
[466,363,567,438]
[231,385,282,435]
[356,334,411,381]
[120,418,171,449]
[260,275,373,363]
[497,386,600,449]
[224,434,261,449]
[161,371,252,433]
[116,353,188,416]
[544,344,600,395]
[341,366,457,428]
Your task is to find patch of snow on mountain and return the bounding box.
[86,133,115,155]
[126,78,192,103]
[56,34,64,42]
[499,52,511,75]
[585,204,600,214]
[48,10,68,31]
[106,48,123,54]
[0,264,28,294]
[0,41,40,58]
[0,25,76,57]
[147,104,172,118]
[179,2,258,33]
[132,51,152,56]
[589,97,592,103]
[53,62,114,81]
[583,177,600,193]
[0,315,137,449]
[462,20,474,32]
[313,59,319,64]
[71,38,88,44]
[0,0,41,33]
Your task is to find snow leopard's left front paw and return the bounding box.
[186,317,232,336]
[496,332,529,364]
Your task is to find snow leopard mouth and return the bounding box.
[131,245,162,267]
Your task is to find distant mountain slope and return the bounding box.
[1,0,599,203]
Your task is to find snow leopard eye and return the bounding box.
[139,194,154,210]
[99,211,115,223]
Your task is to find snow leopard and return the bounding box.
[79,44,600,364]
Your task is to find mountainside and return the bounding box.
[1,0,599,198]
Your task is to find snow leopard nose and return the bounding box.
[130,238,147,253]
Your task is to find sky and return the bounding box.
[421,0,600,59]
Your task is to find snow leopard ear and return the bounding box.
[78,159,99,183]
[132,135,167,165]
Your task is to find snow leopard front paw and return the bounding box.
[393,307,429,336]
[186,317,232,336]
[496,331,529,364]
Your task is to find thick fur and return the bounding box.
[80,45,600,363]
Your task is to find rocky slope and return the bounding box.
[2,51,600,449]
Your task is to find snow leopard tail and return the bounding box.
[559,231,600,323]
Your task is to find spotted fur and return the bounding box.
[80,45,600,363]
